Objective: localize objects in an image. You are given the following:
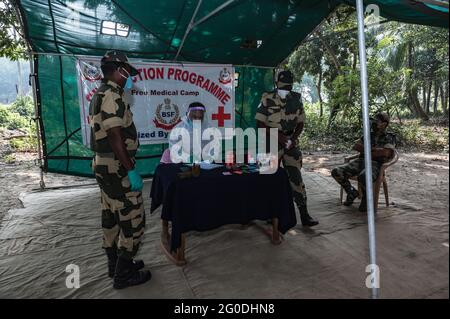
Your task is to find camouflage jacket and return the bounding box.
[88,80,139,156]
[254,90,305,135]
[358,131,396,162]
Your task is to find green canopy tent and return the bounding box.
[13,0,449,298]
[12,0,449,178]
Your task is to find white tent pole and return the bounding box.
[174,0,203,61]
[191,0,237,29]
[355,0,379,299]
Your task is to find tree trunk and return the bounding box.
[411,86,430,120]
[406,42,429,121]
[445,82,449,115]
[440,85,446,114]
[348,52,357,102]
[426,81,432,114]
[316,68,324,117]
[422,85,426,106]
[315,30,342,73]
[433,81,439,113]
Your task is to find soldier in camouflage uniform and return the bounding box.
[255,70,318,227]
[89,50,151,289]
[331,112,396,212]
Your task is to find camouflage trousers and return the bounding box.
[93,154,145,260]
[331,158,382,194]
[279,146,307,208]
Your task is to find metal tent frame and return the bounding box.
[12,0,449,299]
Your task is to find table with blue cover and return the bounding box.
[150,163,297,265]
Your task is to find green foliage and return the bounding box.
[1,103,29,130]
[299,102,361,151]
[9,95,34,117]
[0,0,27,60]
[0,95,34,130]
[288,8,449,125]
[300,103,448,152]
[3,153,16,164]
[0,104,9,126]
[5,111,29,130]
[9,135,36,152]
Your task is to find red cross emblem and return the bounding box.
[211,106,231,127]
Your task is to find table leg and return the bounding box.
[271,218,282,245]
[160,219,187,266]
[257,218,283,245]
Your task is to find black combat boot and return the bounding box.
[105,247,145,278]
[343,187,359,206]
[113,256,152,289]
[358,196,367,212]
[105,247,118,278]
[299,205,319,227]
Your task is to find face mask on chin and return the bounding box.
[277,89,290,99]
[119,67,133,90]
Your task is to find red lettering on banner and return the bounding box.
[222,93,230,104]
[167,67,175,79]
[136,69,144,81]
[196,75,204,88]
[136,66,231,104]
[216,89,226,104]
[212,106,231,127]
[189,72,197,84]
[201,79,210,91]
[147,67,164,80]
[181,70,189,82]
[208,82,219,96]
[174,69,182,80]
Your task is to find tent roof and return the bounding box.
[16,0,449,67]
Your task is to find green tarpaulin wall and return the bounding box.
[14,0,448,177]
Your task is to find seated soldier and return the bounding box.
[331,112,396,212]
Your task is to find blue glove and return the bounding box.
[127,169,143,192]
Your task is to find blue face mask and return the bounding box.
[124,76,133,90]
[119,67,133,90]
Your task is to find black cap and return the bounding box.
[277,70,294,90]
[375,112,390,124]
[101,50,139,76]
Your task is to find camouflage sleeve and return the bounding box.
[100,89,124,131]
[383,133,396,150]
[297,96,306,124]
[254,94,270,124]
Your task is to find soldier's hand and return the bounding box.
[287,138,297,150]
[127,169,143,192]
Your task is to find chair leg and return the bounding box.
[373,177,383,212]
[357,182,362,199]
[383,179,389,207]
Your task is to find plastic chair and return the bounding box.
[339,149,399,210]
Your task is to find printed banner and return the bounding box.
[76,58,235,146]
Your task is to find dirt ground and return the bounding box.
[1,149,448,225]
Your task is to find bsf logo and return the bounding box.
[219,67,232,85]
[80,61,102,82]
[153,98,182,130]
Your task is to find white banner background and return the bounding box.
[77,58,235,146]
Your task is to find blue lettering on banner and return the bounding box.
[138,131,169,139]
